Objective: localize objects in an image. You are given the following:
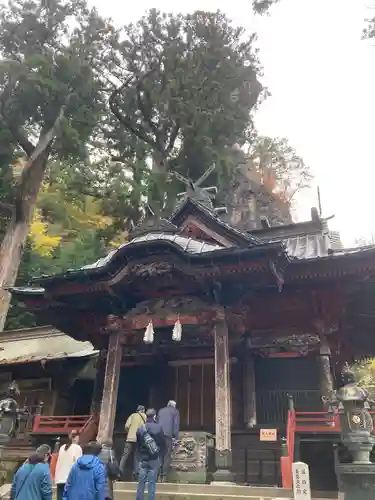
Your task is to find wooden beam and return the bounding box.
[213,310,233,482]
[318,333,334,402]
[181,216,234,247]
[121,311,214,331]
[96,331,122,442]
[243,347,257,428]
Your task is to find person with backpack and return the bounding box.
[120,405,146,479]
[136,408,166,500]
[55,431,82,500]
[10,449,52,500]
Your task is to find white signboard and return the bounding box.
[292,462,311,500]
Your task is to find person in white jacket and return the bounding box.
[55,431,82,500]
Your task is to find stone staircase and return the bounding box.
[0,482,338,500]
[113,482,337,500]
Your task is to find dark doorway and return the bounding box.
[116,365,152,428]
[300,440,337,491]
[71,379,94,415]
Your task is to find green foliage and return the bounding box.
[352,360,375,397]
[107,9,263,212]
[0,0,109,158]
[252,0,281,15]
[5,230,106,330]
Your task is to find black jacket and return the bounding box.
[158,406,180,439]
[136,420,166,462]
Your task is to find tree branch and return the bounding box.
[15,96,73,221]
[109,78,156,148]
[136,69,159,138]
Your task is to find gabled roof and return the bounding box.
[170,198,261,247]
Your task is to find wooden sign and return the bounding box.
[259,428,277,441]
[292,462,311,500]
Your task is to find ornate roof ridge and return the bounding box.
[129,216,179,240]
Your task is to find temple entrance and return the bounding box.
[115,361,173,430]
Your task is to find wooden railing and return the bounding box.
[33,415,91,434]
[281,405,375,488]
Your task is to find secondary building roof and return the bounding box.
[0,326,97,365]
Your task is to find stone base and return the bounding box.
[169,432,214,484]
[212,449,234,483]
[336,463,375,500]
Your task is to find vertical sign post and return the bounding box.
[292,462,311,500]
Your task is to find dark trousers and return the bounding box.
[160,436,173,479]
[136,459,160,500]
[56,484,65,500]
[120,441,138,477]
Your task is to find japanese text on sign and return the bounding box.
[259,428,277,441]
[292,462,311,500]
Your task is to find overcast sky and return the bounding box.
[91,0,375,244]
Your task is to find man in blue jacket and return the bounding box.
[158,400,179,481]
[11,449,52,500]
[63,441,106,500]
[136,408,165,500]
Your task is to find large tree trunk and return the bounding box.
[0,153,48,331]
[149,151,167,214]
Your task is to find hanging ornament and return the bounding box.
[172,317,182,342]
[144,321,154,344]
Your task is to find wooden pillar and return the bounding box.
[96,331,122,443]
[90,350,106,414]
[213,310,233,483]
[243,341,257,428]
[318,333,334,404]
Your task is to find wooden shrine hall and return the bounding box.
[9,198,375,489]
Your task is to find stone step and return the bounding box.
[114,482,337,500]
[0,483,337,500]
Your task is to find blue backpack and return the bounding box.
[139,424,159,457]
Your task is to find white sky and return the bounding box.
[91,0,375,245]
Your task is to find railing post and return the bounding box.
[287,393,295,412]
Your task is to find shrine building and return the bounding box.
[9,197,375,491]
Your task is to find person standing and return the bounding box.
[63,441,106,500]
[157,400,180,482]
[98,438,120,500]
[136,408,165,500]
[119,405,146,478]
[10,450,52,500]
[55,431,82,500]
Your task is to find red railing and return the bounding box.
[281,408,296,488]
[281,408,375,488]
[33,415,91,434]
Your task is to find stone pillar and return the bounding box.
[243,341,256,428]
[96,331,122,442]
[212,311,233,483]
[318,333,334,402]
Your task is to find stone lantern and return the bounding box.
[335,373,375,463]
[328,369,375,500]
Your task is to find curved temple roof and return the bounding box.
[81,232,223,271]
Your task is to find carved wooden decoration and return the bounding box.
[97,332,122,442]
[108,296,215,331]
[214,315,231,453]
